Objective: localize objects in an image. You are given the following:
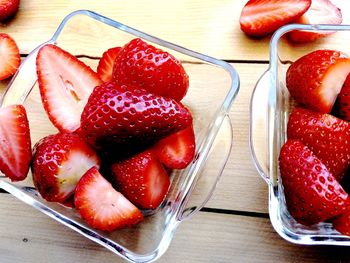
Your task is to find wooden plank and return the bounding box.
[1,0,349,61]
[0,194,349,263]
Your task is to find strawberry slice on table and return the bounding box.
[32,132,100,203]
[36,44,102,133]
[0,0,20,21]
[279,139,350,226]
[111,149,170,209]
[0,33,20,80]
[97,46,121,82]
[288,0,342,43]
[112,38,189,101]
[154,125,195,169]
[333,74,350,122]
[80,82,193,148]
[0,104,31,182]
[286,49,350,113]
[287,107,350,182]
[75,166,143,231]
[239,0,311,37]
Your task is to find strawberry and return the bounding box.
[74,166,143,231]
[333,74,350,122]
[239,0,311,37]
[111,149,170,209]
[279,139,350,226]
[154,125,195,169]
[32,132,100,203]
[0,0,20,21]
[288,0,342,43]
[36,44,102,133]
[333,211,350,236]
[80,82,193,148]
[0,33,20,80]
[112,38,189,101]
[0,104,31,181]
[286,49,350,113]
[287,107,350,182]
[97,47,121,83]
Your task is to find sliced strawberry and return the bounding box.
[97,47,121,82]
[0,104,31,181]
[286,49,350,113]
[333,74,350,122]
[75,166,143,231]
[0,0,20,21]
[239,0,311,37]
[333,210,350,236]
[0,33,20,80]
[288,0,342,43]
[111,149,170,209]
[154,126,195,169]
[80,82,193,148]
[279,139,350,226]
[32,132,100,203]
[113,38,189,101]
[287,107,350,182]
[36,44,102,133]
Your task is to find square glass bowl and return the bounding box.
[250,24,350,245]
[0,10,239,262]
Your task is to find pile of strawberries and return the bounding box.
[0,38,196,232]
[280,49,350,236]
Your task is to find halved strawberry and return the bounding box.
[80,82,193,148]
[333,74,350,122]
[239,0,311,37]
[154,126,195,169]
[279,139,350,226]
[112,38,189,101]
[288,0,342,43]
[286,49,350,113]
[97,47,121,82]
[287,107,350,182]
[32,132,100,203]
[36,44,102,133]
[0,33,20,80]
[0,0,20,21]
[75,166,143,231]
[333,210,350,236]
[0,104,31,181]
[111,149,170,209]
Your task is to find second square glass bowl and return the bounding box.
[0,10,239,263]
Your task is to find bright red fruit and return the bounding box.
[286,49,350,113]
[36,44,102,133]
[0,105,31,181]
[333,74,350,122]
[0,33,20,80]
[0,0,20,21]
[32,132,100,203]
[111,150,170,209]
[154,126,195,169]
[287,107,350,182]
[333,211,350,236]
[279,139,350,226]
[97,47,121,82]
[239,0,311,37]
[288,0,342,43]
[112,38,189,101]
[75,167,143,231]
[80,82,193,148]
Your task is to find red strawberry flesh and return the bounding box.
[333,74,350,122]
[97,46,121,83]
[0,33,20,80]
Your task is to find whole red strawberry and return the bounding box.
[80,82,193,148]
[0,0,20,21]
[286,49,350,113]
[112,38,189,101]
[333,74,350,122]
[32,132,100,203]
[287,107,350,182]
[279,139,350,226]
[111,149,170,209]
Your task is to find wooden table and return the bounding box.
[1,1,350,262]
